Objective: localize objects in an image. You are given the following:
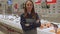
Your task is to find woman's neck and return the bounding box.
[27,10,31,14]
[28,12,31,14]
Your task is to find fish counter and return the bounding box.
[0,14,60,34]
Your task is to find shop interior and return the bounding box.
[0,0,60,34]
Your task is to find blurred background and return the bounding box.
[0,0,60,23]
[0,0,60,34]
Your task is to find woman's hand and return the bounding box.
[25,24,30,26]
[36,20,40,23]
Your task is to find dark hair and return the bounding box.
[0,3,2,7]
[24,0,36,19]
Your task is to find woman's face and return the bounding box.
[26,1,33,12]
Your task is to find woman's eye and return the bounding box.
[27,4,32,6]
[27,4,29,6]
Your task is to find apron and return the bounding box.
[23,28,37,34]
[23,19,37,34]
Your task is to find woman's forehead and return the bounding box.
[26,1,32,4]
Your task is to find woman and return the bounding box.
[20,0,41,34]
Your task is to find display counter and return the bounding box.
[0,14,60,34]
[0,15,23,34]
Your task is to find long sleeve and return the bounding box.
[20,13,41,31]
[20,14,32,31]
[20,14,26,30]
[35,13,41,27]
[20,14,25,25]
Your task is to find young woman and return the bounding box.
[20,0,41,34]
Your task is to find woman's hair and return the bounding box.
[24,0,36,19]
[0,3,2,7]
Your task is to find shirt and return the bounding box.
[20,13,41,31]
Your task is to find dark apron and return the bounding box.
[23,19,37,34]
[23,28,37,34]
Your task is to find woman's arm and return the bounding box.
[20,14,26,27]
[20,14,30,27]
[35,13,41,27]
